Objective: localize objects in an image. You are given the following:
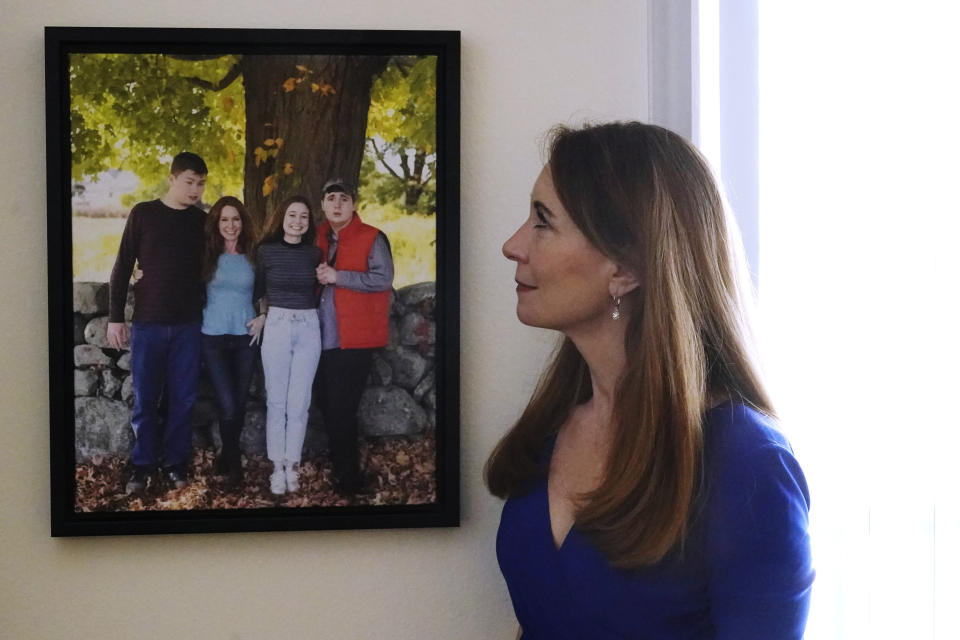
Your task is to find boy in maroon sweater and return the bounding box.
[107,152,207,493]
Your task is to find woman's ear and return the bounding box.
[609,265,640,298]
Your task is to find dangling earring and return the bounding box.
[611,295,622,320]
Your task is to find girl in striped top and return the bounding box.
[255,195,324,496]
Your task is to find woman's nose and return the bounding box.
[502,226,525,262]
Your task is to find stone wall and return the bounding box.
[71,281,437,463]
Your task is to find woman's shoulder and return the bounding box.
[697,402,815,627]
[703,401,793,460]
[700,401,810,523]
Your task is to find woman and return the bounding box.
[255,195,324,496]
[486,122,814,638]
[200,196,261,486]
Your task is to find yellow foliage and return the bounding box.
[263,174,277,196]
[296,64,308,72]
[319,84,336,96]
[253,146,267,167]
[264,138,275,146]
[275,138,284,149]
[311,83,320,93]
[282,77,297,92]
[284,163,294,175]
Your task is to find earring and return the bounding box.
[611,296,622,320]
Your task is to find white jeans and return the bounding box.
[261,307,322,464]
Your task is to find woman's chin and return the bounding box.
[515,306,549,330]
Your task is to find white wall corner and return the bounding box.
[646,0,696,141]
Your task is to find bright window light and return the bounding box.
[696,0,721,172]
[756,2,960,638]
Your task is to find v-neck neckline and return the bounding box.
[543,477,575,552]
[539,433,577,551]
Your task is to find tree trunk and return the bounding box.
[403,150,427,211]
[240,55,389,230]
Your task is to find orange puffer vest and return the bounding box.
[316,214,391,348]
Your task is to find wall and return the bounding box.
[0,1,647,637]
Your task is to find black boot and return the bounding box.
[332,454,363,495]
[216,418,240,477]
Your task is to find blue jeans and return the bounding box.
[200,333,258,458]
[129,321,201,468]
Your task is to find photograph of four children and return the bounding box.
[108,152,392,500]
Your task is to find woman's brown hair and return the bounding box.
[484,122,774,569]
[260,195,316,246]
[202,196,256,281]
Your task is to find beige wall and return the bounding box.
[0,1,647,637]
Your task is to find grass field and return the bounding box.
[72,206,436,288]
[72,216,126,282]
[357,203,436,288]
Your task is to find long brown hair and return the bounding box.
[202,196,256,281]
[260,195,316,246]
[484,122,774,569]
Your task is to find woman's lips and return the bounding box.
[516,281,535,293]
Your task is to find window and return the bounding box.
[694,2,960,637]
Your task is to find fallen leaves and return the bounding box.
[74,435,437,512]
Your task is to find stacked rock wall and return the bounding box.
[71,281,437,463]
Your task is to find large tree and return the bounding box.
[362,56,437,214]
[69,53,389,227]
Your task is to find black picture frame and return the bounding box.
[45,26,460,536]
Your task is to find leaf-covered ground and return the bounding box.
[75,435,436,512]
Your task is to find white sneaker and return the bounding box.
[269,463,285,495]
[285,461,300,492]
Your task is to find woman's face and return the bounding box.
[218,205,242,243]
[282,202,311,242]
[502,165,618,333]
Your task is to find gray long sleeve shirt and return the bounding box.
[318,231,394,350]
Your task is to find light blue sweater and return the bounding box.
[202,253,256,336]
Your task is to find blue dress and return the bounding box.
[496,402,814,639]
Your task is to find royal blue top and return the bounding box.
[496,402,814,639]
[202,253,256,336]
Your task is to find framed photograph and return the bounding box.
[46,27,460,536]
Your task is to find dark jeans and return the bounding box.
[129,321,201,468]
[315,348,375,481]
[200,332,258,460]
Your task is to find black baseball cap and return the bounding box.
[322,177,357,198]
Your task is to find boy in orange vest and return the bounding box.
[315,178,394,493]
